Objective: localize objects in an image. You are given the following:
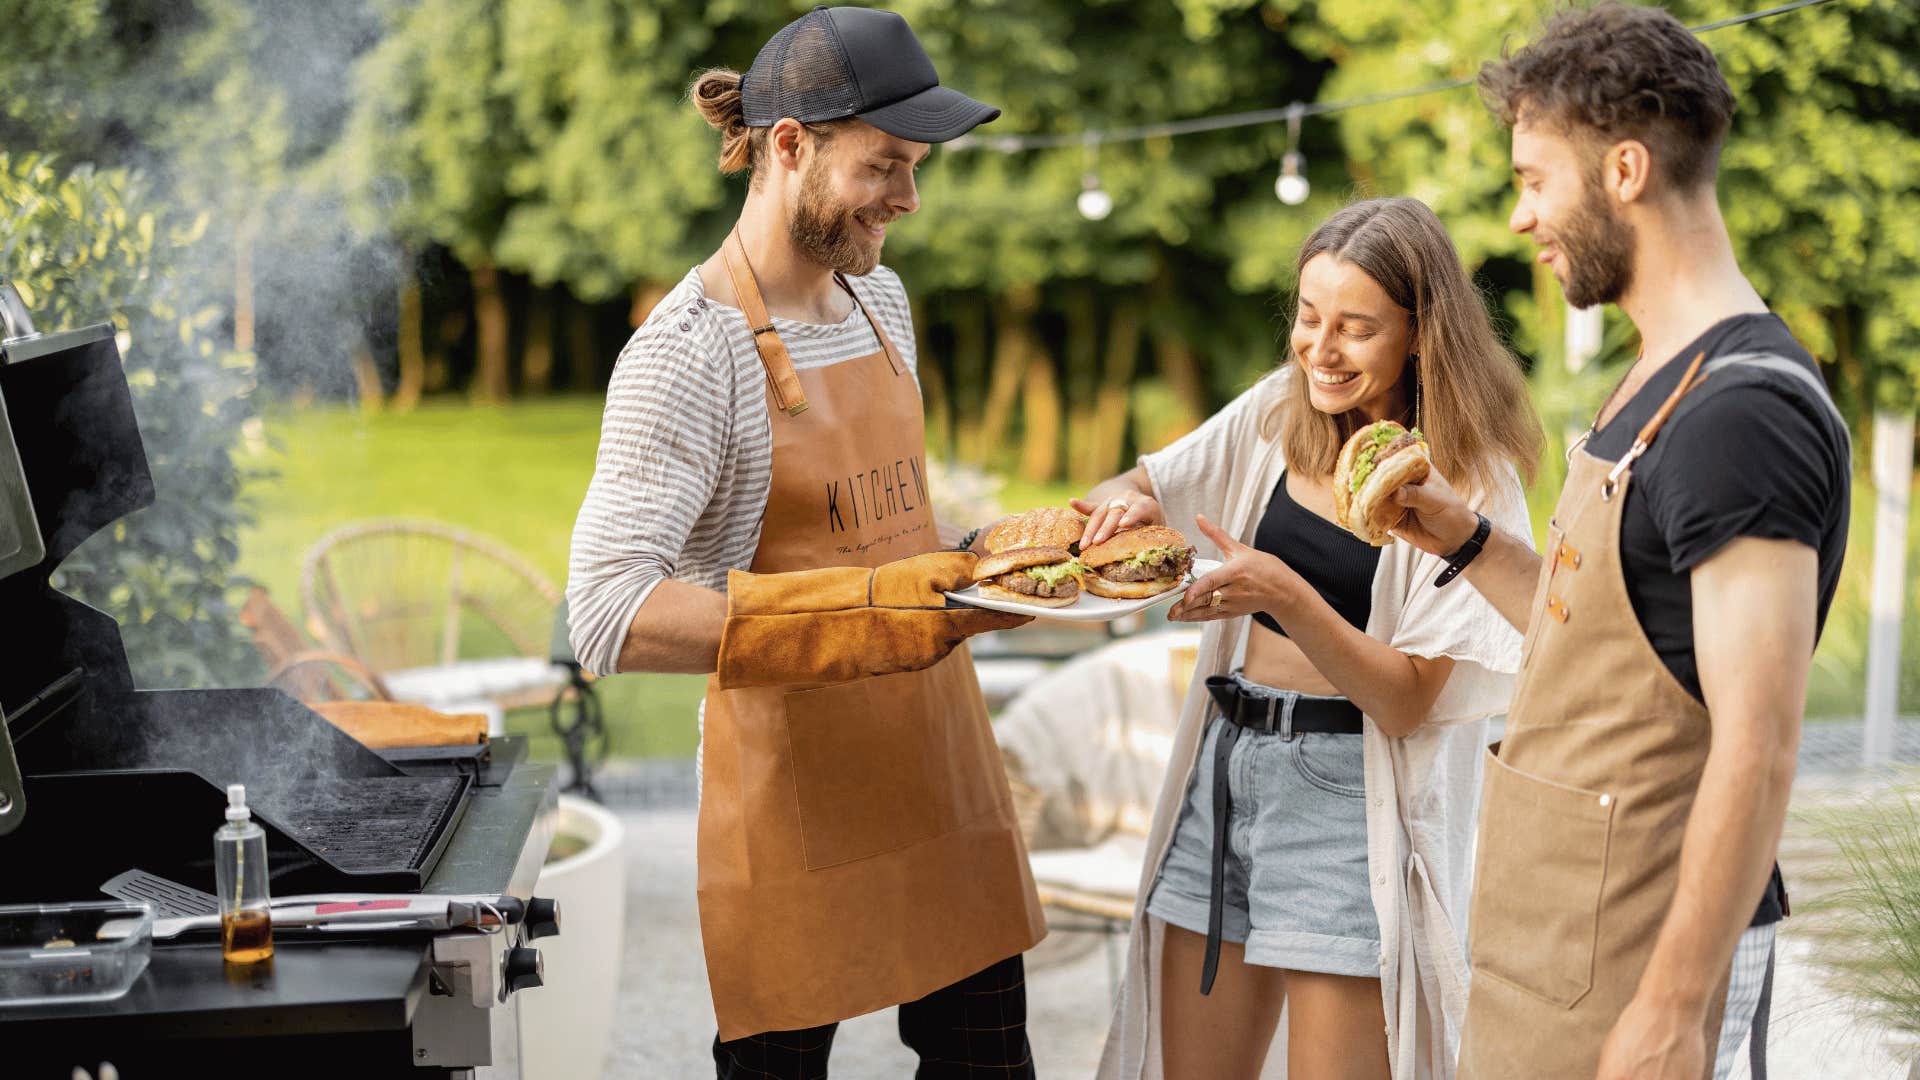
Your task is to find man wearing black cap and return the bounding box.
[566,7,1046,1078]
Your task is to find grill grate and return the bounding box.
[252,776,466,875]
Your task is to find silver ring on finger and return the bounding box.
[1209,589,1224,610]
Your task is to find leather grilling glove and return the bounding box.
[715,551,1031,690]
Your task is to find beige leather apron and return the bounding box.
[1459,353,1729,1078]
[697,232,1045,1041]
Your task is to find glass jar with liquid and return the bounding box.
[214,784,273,965]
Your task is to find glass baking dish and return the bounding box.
[0,901,153,1007]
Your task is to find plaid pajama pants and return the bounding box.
[1713,922,1779,1080]
[712,954,1035,1080]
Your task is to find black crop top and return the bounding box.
[1250,471,1382,637]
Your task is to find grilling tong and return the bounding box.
[98,869,548,940]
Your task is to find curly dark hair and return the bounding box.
[1479,3,1735,190]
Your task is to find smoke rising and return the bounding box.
[126,690,378,786]
[7,0,423,696]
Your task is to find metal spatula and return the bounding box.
[100,869,219,918]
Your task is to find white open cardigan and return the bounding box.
[1095,374,1533,1080]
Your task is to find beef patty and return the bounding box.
[1099,552,1194,582]
[991,573,1082,599]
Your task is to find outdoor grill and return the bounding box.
[0,280,564,1078]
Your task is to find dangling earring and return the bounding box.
[1407,355,1422,431]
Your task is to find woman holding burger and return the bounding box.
[1083,198,1542,1080]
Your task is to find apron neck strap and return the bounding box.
[1633,350,1711,447]
[1603,350,1710,498]
[722,228,810,418]
[834,271,908,377]
[721,230,912,418]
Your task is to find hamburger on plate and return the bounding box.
[1078,525,1196,600]
[972,546,1086,608]
[1333,420,1432,546]
[984,506,1088,555]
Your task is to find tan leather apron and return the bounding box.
[697,232,1045,1041]
[1459,353,1729,1079]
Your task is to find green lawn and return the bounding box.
[238,398,697,757]
[240,399,601,599]
[238,399,1912,762]
[236,398,1078,760]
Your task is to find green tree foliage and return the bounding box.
[1708,0,1920,414]
[0,3,310,687]
[2,155,262,688]
[1287,0,1919,423]
[2,1,113,160]
[333,0,1339,470]
[330,0,1916,480]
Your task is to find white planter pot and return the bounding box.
[518,795,627,1080]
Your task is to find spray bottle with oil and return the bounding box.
[215,784,273,965]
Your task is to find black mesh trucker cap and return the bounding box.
[742,6,1000,144]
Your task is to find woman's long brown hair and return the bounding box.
[1263,197,1542,495]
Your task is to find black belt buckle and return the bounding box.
[1203,675,1295,739]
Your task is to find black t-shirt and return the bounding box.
[1583,313,1852,926]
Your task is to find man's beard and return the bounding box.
[1555,173,1637,309]
[789,159,886,277]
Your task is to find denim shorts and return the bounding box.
[1145,676,1381,977]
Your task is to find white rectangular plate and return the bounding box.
[945,559,1222,622]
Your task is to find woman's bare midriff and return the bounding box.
[1240,469,1344,697]
[1243,622,1341,696]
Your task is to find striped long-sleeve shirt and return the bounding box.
[566,263,918,677]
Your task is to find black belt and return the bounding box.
[1750,939,1775,1079]
[1206,675,1365,737]
[1196,675,1364,996]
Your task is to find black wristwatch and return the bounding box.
[1432,513,1492,589]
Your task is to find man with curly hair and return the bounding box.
[1391,4,1851,1079]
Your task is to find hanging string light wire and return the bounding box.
[949,0,1838,155]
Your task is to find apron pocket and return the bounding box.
[1470,747,1613,1008]
[784,678,943,870]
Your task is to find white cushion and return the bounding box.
[1028,833,1148,899]
[383,657,569,707]
[972,657,1057,709]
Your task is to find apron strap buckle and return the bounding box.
[1601,441,1643,501]
[725,230,813,417]
[1599,350,1712,502]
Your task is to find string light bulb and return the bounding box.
[1076,136,1113,221]
[1275,152,1309,206]
[1274,105,1309,206]
[1077,172,1113,221]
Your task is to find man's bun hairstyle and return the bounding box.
[1478,2,1735,190]
[691,67,847,187]
[691,68,756,174]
